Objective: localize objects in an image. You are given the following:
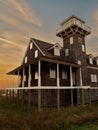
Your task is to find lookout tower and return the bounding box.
[56,15,91,86]
[56,15,91,38]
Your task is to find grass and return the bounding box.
[0,97,98,129]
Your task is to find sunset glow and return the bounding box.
[0,0,98,88]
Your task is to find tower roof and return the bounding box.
[60,15,85,26]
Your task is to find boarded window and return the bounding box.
[54,47,60,56]
[30,42,33,49]
[25,56,27,63]
[50,66,56,78]
[65,48,69,56]
[35,50,38,58]
[70,37,73,44]
[62,68,67,79]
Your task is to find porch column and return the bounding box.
[21,68,25,106]
[12,89,14,100]
[22,68,25,87]
[13,72,14,88]
[88,89,91,106]
[38,60,41,111]
[18,70,20,87]
[6,90,8,99]
[70,65,73,107]
[57,63,60,111]
[80,68,84,106]
[28,64,31,108]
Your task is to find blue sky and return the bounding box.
[0,0,98,87]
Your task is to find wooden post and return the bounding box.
[18,70,20,87]
[38,60,41,111]
[17,90,19,103]
[12,90,14,100]
[22,68,25,87]
[80,68,85,106]
[6,90,8,99]
[57,63,60,111]
[28,64,31,108]
[88,89,91,106]
[70,65,73,107]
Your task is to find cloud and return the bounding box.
[0,0,42,27]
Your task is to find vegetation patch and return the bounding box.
[0,97,98,129]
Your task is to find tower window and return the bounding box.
[54,47,60,56]
[82,45,85,52]
[25,56,27,63]
[30,42,33,50]
[65,48,69,56]
[35,50,38,58]
[50,66,56,78]
[70,37,73,44]
[78,37,82,43]
[77,60,81,65]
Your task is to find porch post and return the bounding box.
[38,60,41,111]
[28,64,31,108]
[80,68,84,106]
[70,65,73,107]
[22,68,25,87]
[57,63,60,111]
[88,88,91,106]
[18,70,20,87]
[22,68,24,105]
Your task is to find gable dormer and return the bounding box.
[21,38,45,65]
[48,43,62,56]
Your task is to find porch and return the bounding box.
[6,59,91,110]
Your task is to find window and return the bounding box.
[50,66,56,78]
[70,37,73,44]
[62,68,67,79]
[89,56,93,64]
[35,50,38,57]
[65,49,69,56]
[54,47,60,56]
[25,56,27,63]
[35,70,38,79]
[91,74,97,82]
[78,37,82,43]
[78,60,81,65]
[82,45,85,52]
[96,59,98,66]
[30,42,33,49]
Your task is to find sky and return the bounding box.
[0,0,98,88]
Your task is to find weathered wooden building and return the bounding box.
[6,15,98,110]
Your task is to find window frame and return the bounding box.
[62,68,68,79]
[70,37,73,44]
[49,66,56,78]
[30,42,33,50]
[65,48,69,56]
[25,56,27,63]
[35,50,38,58]
[54,47,60,56]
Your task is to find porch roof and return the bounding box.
[7,57,80,75]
